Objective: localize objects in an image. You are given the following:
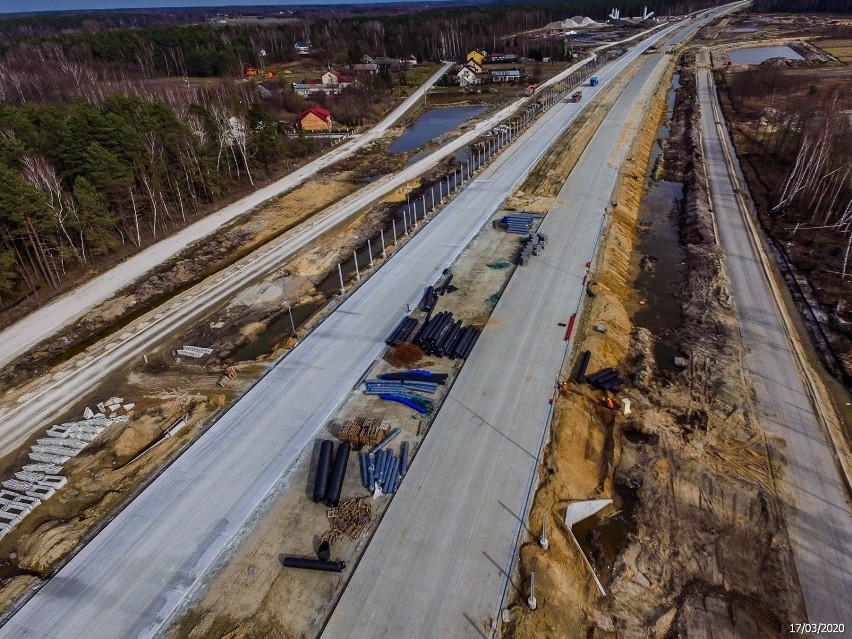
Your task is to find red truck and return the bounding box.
[571,91,583,103]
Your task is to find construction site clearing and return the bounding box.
[2,11,850,639]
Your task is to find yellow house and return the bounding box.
[466,50,485,67]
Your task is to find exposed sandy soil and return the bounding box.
[507,35,807,639]
[0,378,246,615]
[165,200,525,639]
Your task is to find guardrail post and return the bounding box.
[353,250,360,280]
[338,263,345,296]
[527,572,537,610]
[380,228,386,259]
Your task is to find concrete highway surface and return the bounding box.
[0,62,453,370]
[0,18,694,639]
[0,56,597,454]
[697,62,852,626]
[322,17,720,639]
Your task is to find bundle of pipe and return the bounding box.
[501,213,537,234]
[364,379,438,394]
[386,316,418,346]
[379,370,448,384]
[585,368,614,384]
[324,442,350,507]
[281,556,346,573]
[575,350,592,384]
[364,444,407,494]
[597,375,623,391]
[589,370,619,387]
[451,326,480,360]
[312,440,334,503]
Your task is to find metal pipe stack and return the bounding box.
[362,441,409,495]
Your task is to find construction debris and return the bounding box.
[0,396,133,541]
[336,418,391,448]
[321,497,373,544]
[519,232,548,266]
[175,345,213,359]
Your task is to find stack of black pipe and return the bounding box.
[585,368,623,391]
[312,440,350,507]
[386,316,419,346]
[380,371,448,384]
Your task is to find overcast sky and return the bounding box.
[1,0,424,14]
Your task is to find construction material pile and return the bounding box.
[321,497,373,544]
[1,396,134,541]
[364,370,448,414]
[414,312,480,359]
[312,440,350,508]
[584,367,623,391]
[337,418,392,448]
[359,440,410,497]
[501,212,539,234]
[519,232,548,266]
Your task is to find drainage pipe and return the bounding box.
[325,442,350,507]
[281,556,346,573]
[312,440,333,503]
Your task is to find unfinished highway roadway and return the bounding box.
[0,8,742,639]
[0,56,593,453]
[322,11,735,639]
[0,62,453,370]
[696,57,852,627]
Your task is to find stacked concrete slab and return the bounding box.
[0,397,134,540]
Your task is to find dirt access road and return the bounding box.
[0,63,453,371]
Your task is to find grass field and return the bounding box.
[818,38,852,63]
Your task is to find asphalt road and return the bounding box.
[321,25,702,639]
[0,63,453,370]
[0,19,694,639]
[696,60,852,626]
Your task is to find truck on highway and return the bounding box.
[571,91,583,102]
[589,76,598,86]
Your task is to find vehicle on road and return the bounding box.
[589,76,599,86]
[571,90,583,102]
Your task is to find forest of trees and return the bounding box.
[0,0,728,311]
[750,0,852,12]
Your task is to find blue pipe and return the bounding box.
[366,453,375,491]
[382,452,394,489]
[400,441,410,477]
[370,428,402,455]
[358,451,368,488]
[386,456,399,493]
[379,394,427,414]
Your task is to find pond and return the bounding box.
[389,106,487,153]
[728,45,803,65]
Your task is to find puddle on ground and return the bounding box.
[631,74,687,372]
[573,483,639,580]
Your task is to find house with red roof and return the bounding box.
[300,106,333,132]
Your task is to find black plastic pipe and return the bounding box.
[312,440,334,503]
[422,286,435,311]
[591,370,620,386]
[281,556,345,572]
[599,376,624,391]
[586,368,615,383]
[325,442,350,507]
[575,350,591,383]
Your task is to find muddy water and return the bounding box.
[389,106,487,153]
[574,484,639,580]
[231,301,323,361]
[631,74,687,372]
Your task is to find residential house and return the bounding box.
[491,69,521,83]
[292,80,340,97]
[353,63,379,74]
[322,69,354,87]
[466,50,485,67]
[487,52,518,63]
[466,59,483,74]
[300,106,333,132]
[294,41,313,55]
[374,56,403,69]
[404,54,418,66]
[456,64,480,87]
